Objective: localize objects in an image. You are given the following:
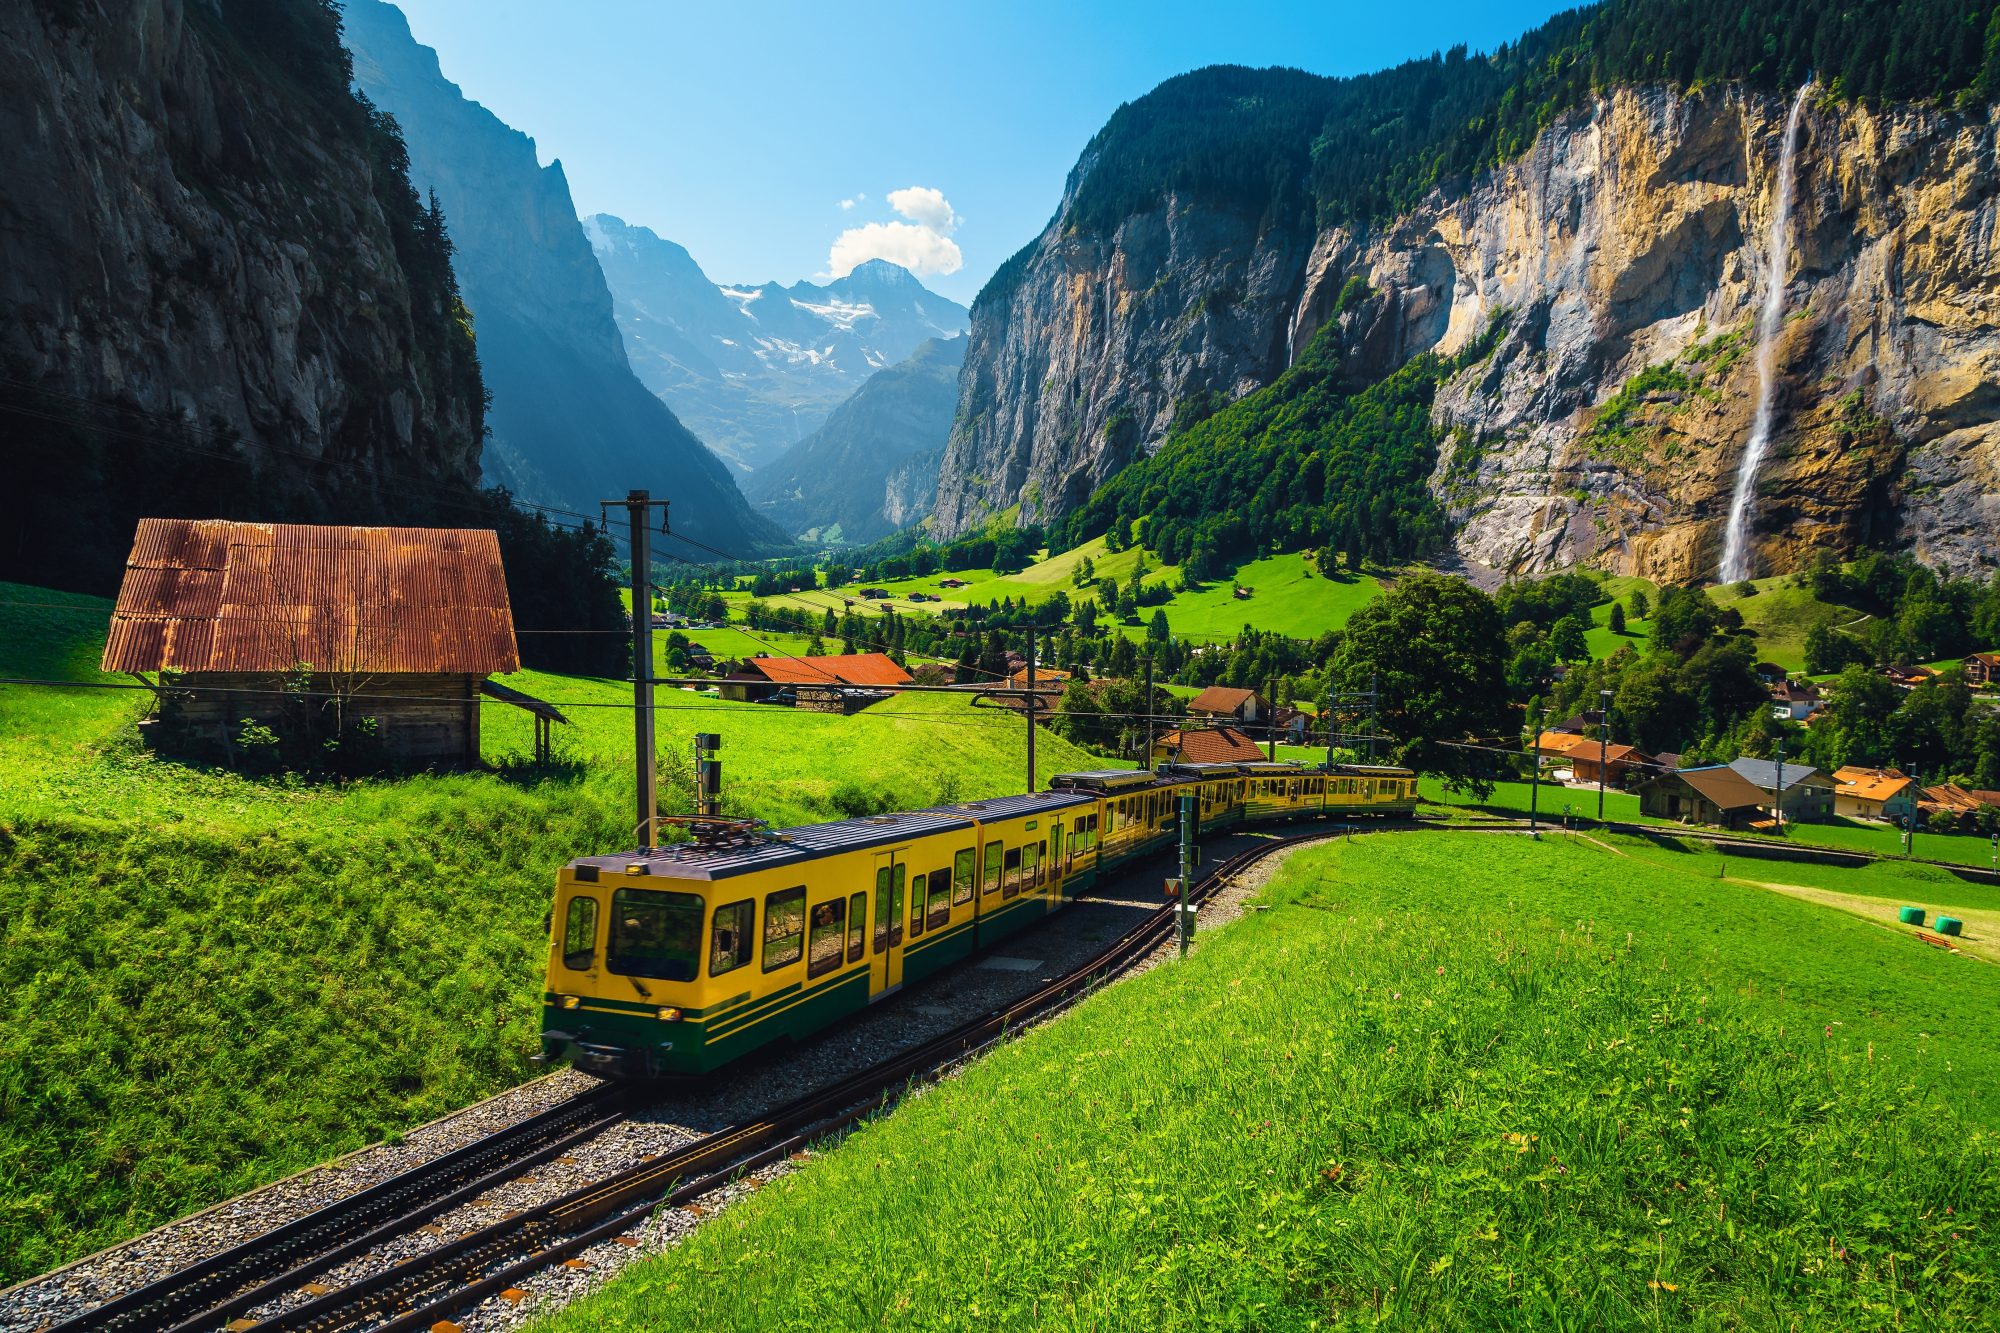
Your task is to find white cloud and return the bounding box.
[838,197,856,211]
[886,185,959,233]
[827,221,963,278]
[826,185,963,278]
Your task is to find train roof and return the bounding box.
[1335,763,1417,777]
[1237,761,1306,775]
[1049,769,1157,793]
[1158,761,1246,777]
[571,789,1099,882]
[572,810,977,882]
[916,789,1098,821]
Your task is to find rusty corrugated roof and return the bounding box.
[101,518,520,674]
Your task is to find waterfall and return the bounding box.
[1719,82,1812,584]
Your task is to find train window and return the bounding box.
[928,869,952,930]
[762,886,806,972]
[808,897,846,978]
[1022,843,1039,890]
[1086,813,1099,847]
[874,869,892,953]
[890,865,906,946]
[952,849,976,906]
[709,899,754,977]
[1038,839,1048,883]
[847,892,866,963]
[983,842,1004,895]
[561,896,598,971]
[908,872,926,938]
[607,888,703,982]
[1002,846,1022,897]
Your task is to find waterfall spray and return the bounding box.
[1719,82,1812,584]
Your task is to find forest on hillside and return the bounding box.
[1048,0,2000,250]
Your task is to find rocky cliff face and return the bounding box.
[585,214,969,474]
[341,0,785,553]
[0,0,485,587]
[937,84,2000,580]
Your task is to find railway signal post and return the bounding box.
[605,489,671,850]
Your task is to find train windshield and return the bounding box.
[606,887,704,981]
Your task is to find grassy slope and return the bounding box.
[535,832,2000,1332]
[1709,575,1872,672]
[0,583,1108,1282]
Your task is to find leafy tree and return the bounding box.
[1802,665,1904,770]
[1549,613,1589,662]
[1147,608,1171,643]
[1627,588,1651,621]
[1607,602,1626,635]
[1330,571,1507,793]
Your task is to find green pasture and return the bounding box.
[0,582,1104,1283]
[535,830,2000,1331]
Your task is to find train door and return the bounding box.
[869,849,907,1000]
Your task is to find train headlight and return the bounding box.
[657,1006,683,1022]
[560,994,581,1009]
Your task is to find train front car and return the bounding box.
[539,812,977,1077]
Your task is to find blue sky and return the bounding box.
[387,1,1580,304]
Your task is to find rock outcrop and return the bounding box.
[936,82,2000,580]
[0,0,486,589]
[342,0,786,554]
[746,337,964,543]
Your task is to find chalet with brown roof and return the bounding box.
[1187,685,1267,725]
[1963,652,2000,688]
[1918,784,2000,826]
[102,518,536,768]
[1149,725,1264,765]
[1535,729,1589,761]
[1831,766,1918,821]
[719,652,912,707]
[1882,663,1937,688]
[1569,743,1655,789]
[1769,677,1822,721]
[1636,765,1768,830]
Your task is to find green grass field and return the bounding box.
[0,582,1108,1283]
[1709,576,1872,672]
[534,831,2000,1331]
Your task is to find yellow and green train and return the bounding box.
[539,760,1417,1077]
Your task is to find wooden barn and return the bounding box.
[101,518,536,768]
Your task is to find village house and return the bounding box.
[1768,678,1822,721]
[718,652,911,710]
[1918,783,2000,827]
[1534,730,1589,765]
[1550,708,1604,736]
[1636,765,1769,830]
[1186,685,1268,726]
[1881,663,1937,688]
[1727,756,1836,822]
[1150,725,1266,766]
[1269,705,1310,744]
[1831,766,1919,822]
[1568,742,1656,789]
[1963,652,2000,688]
[101,518,553,768]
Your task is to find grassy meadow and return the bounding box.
[535,830,2000,1332]
[0,582,1108,1282]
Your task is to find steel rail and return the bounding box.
[44,1084,630,1333]
[237,827,1337,1333]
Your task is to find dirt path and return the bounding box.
[1741,878,1996,963]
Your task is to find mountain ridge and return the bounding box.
[340,0,786,554]
[586,212,968,474]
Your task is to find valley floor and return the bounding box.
[528,829,2000,1331]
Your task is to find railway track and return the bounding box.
[57,827,1322,1333]
[44,1086,632,1333]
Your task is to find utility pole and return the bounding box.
[695,732,722,818]
[1025,621,1037,793]
[1266,675,1278,760]
[1528,702,1543,839]
[1143,654,1155,767]
[1367,672,1379,763]
[605,489,670,850]
[1596,687,1612,822]
[1773,736,1786,834]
